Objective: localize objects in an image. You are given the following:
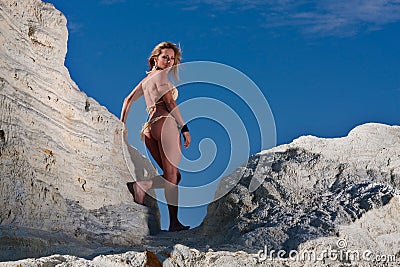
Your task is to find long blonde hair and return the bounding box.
[148,41,181,80]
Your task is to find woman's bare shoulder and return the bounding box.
[144,71,169,87]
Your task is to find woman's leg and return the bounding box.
[144,131,182,187]
[129,126,182,205]
[151,117,188,231]
[145,131,182,186]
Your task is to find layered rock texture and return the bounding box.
[3,123,400,266]
[0,0,159,260]
[198,123,400,265]
[1,0,400,266]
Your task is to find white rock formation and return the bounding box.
[198,122,400,266]
[2,197,400,266]
[1,0,399,266]
[0,0,160,260]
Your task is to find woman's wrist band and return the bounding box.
[180,124,189,133]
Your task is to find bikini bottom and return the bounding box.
[140,115,175,141]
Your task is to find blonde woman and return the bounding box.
[121,42,191,232]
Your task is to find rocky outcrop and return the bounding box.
[198,122,400,265]
[0,0,159,260]
[2,195,400,266]
[1,0,400,266]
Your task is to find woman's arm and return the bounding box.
[120,82,143,124]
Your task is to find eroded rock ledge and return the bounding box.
[3,125,400,266]
[1,0,399,266]
[0,0,159,260]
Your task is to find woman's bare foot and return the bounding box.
[169,222,190,232]
[127,182,146,205]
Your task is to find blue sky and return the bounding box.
[46,0,400,230]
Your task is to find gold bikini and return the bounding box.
[140,88,178,141]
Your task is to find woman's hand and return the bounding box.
[123,124,128,139]
[182,132,191,148]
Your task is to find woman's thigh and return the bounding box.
[151,117,181,170]
[144,132,163,169]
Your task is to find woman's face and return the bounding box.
[156,48,175,69]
